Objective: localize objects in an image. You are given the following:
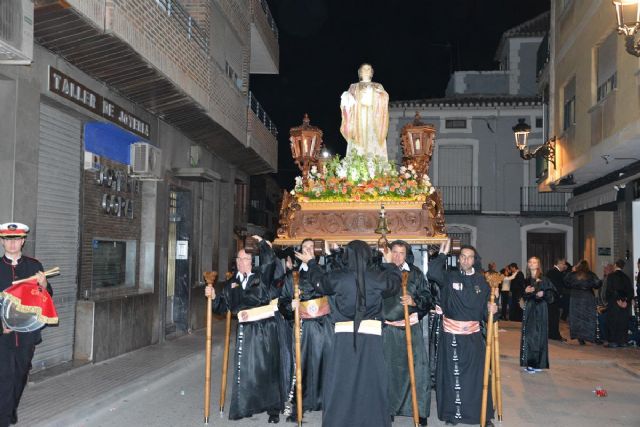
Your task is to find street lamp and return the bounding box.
[512,118,556,167]
[613,0,640,56]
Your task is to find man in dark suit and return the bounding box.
[508,263,525,322]
[546,258,568,341]
[605,259,634,347]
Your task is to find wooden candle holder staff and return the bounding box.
[481,272,504,425]
[219,272,234,417]
[401,271,420,427]
[203,271,218,424]
[11,267,60,284]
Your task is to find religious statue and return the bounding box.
[340,63,390,160]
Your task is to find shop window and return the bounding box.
[92,239,137,289]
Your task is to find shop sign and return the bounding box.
[597,247,611,256]
[48,66,150,139]
[176,240,189,260]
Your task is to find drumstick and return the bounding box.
[11,267,60,285]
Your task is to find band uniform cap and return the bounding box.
[0,222,30,238]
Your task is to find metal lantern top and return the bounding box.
[289,114,324,164]
[613,0,640,37]
[401,112,436,157]
[512,118,531,151]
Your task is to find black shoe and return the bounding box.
[578,339,586,345]
[606,343,620,348]
[419,416,428,426]
[268,414,280,423]
[285,414,297,423]
[594,339,603,345]
[485,421,494,427]
[10,409,17,425]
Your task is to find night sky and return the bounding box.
[250,0,551,187]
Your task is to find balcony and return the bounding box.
[247,92,278,172]
[520,187,570,215]
[439,186,482,213]
[249,0,279,74]
[34,0,277,175]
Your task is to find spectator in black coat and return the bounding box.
[508,263,525,322]
[546,258,568,341]
[605,259,634,348]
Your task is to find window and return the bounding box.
[563,77,576,131]
[445,119,467,129]
[535,117,543,128]
[596,32,617,102]
[92,239,137,289]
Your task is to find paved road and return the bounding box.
[63,322,640,427]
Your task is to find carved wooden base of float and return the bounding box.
[274,194,447,246]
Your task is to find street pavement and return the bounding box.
[18,319,640,427]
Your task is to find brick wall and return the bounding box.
[181,0,210,33]
[79,158,142,299]
[247,108,277,169]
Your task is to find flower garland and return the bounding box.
[292,151,435,202]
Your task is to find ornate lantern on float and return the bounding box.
[289,114,324,177]
[400,112,436,176]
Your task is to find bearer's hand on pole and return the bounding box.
[295,251,313,264]
[292,298,300,311]
[487,302,498,315]
[439,238,451,255]
[400,295,416,307]
[204,286,216,299]
[380,247,392,264]
[35,271,47,290]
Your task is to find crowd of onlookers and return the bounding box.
[494,257,638,348]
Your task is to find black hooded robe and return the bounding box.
[307,254,400,427]
[427,253,493,425]
[519,276,556,369]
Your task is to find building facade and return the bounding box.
[539,0,640,279]
[389,12,572,271]
[0,0,279,370]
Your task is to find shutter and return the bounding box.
[33,104,81,369]
[438,145,472,186]
[597,32,617,87]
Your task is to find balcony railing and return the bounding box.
[439,186,482,213]
[258,0,279,39]
[155,0,209,51]
[520,187,570,214]
[248,91,278,137]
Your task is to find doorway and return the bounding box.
[527,232,566,272]
[166,188,192,337]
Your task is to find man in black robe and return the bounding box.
[278,238,333,420]
[382,240,432,426]
[546,258,567,341]
[206,235,283,423]
[605,259,634,348]
[428,239,495,427]
[0,222,51,427]
[508,263,525,322]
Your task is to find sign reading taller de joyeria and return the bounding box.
[48,67,150,139]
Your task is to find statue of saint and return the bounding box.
[340,63,390,160]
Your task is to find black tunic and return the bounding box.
[427,254,493,425]
[212,241,282,420]
[307,259,400,427]
[565,272,601,342]
[545,267,565,340]
[382,264,432,420]
[605,269,633,345]
[509,271,525,321]
[278,265,334,413]
[520,276,555,369]
[0,255,51,427]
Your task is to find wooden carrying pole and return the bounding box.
[480,289,495,427]
[203,271,218,424]
[219,272,234,416]
[493,319,503,421]
[11,267,60,285]
[401,271,420,427]
[293,271,303,427]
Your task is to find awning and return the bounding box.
[566,186,617,214]
[172,168,222,182]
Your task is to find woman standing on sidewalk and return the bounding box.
[520,256,556,372]
[565,260,602,345]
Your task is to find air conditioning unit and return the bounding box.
[130,142,162,179]
[83,151,101,171]
[0,0,34,65]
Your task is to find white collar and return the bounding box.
[463,267,475,276]
[400,262,410,272]
[299,263,308,272]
